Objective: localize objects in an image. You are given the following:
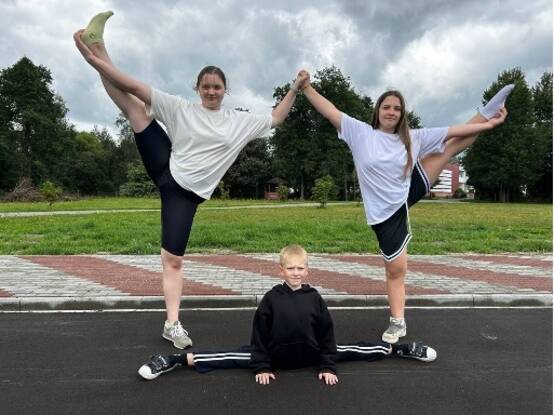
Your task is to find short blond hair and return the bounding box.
[279,245,308,267]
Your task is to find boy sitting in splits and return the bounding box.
[138,245,437,385]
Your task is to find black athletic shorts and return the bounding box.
[134,120,205,256]
[371,161,430,262]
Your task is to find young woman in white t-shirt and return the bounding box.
[298,70,511,343]
[73,12,309,349]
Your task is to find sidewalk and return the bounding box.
[0,253,551,310]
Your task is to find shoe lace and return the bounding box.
[150,355,169,371]
[409,342,425,357]
[171,321,189,338]
[387,322,404,334]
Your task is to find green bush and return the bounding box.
[276,184,289,201]
[311,175,337,208]
[216,181,230,201]
[40,181,63,207]
[119,163,157,197]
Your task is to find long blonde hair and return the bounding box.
[371,90,413,177]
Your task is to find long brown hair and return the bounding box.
[371,90,413,177]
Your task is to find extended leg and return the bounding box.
[420,84,514,185]
[335,342,392,362]
[138,347,251,380]
[81,12,151,132]
[419,112,486,184]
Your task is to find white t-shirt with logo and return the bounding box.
[339,113,448,225]
[146,88,273,199]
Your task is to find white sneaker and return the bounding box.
[382,317,406,344]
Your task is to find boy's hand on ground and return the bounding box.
[318,371,338,386]
[255,372,275,385]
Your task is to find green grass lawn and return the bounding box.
[0,197,301,212]
[0,200,551,254]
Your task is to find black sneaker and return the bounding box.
[396,342,437,362]
[138,354,181,380]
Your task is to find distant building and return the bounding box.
[264,177,286,200]
[458,165,474,195]
[430,163,474,198]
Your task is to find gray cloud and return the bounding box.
[0,0,551,135]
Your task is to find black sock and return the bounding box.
[167,354,188,366]
[391,343,410,355]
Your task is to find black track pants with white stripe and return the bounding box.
[192,342,392,373]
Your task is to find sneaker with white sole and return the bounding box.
[138,354,180,380]
[163,321,192,349]
[396,342,437,362]
[382,317,407,344]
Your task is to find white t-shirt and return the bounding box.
[146,88,273,199]
[339,113,448,225]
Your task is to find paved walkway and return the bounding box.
[0,253,551,310]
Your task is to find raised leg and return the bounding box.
[80,12,151,132]
[420,83,515,184]
[420,112,486,185]
[88,43,151,133]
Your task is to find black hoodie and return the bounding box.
[249,283,337,374]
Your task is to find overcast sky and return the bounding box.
[1,0,552,137]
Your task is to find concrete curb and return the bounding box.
[0,294,551,311]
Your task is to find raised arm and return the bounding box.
[301,71,342,131]
[271,71,309,128]
[445,108,507,140]
[73,29,151,106]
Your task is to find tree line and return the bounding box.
[0,57,551,202]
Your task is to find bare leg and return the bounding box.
[161,248,184,323]
[80,16,184,331]
[420,112,487,185]
[89,43,182,323]
[384,249,408,318]
[88,42,151,133]
[187,353,194,366]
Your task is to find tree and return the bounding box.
[271,66,374,200]
[67,131,113,195]
[223,137,273,199]
[276,184,289,201]
[527,72,553,201]
[462,68,537,202]
[407,111,422,129]
[40,180,63,207]
[119,162,157,197]
[312,175,337,207]
[0,57,74,190]
[113,113,142,190]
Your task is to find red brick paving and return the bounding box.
[188,255,447,295]
[458,255,553,270]
[333,255,553,292]
[23,256,237,296]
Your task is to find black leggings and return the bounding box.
[134,120,205,256]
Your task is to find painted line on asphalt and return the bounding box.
[1,305,551,314]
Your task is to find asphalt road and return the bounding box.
[1,308,551,415]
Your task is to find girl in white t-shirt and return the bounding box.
[298,70,510,343]
[73,12,309,349]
